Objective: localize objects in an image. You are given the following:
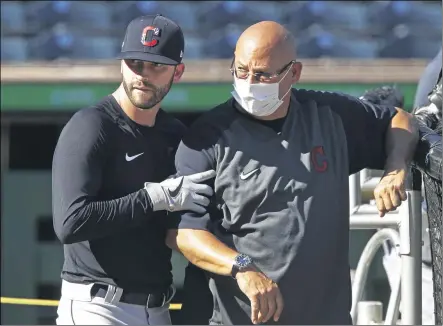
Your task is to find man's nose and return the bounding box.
[247,74,259,84]
[135,72,150,82]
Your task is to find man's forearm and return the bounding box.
[166,229,238,276]
[384,108,419,170]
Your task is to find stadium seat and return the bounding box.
[367,1,442,37]
[202,23,245,59]
[280,2,316,33]
[282,1,370,34]
[182,34,205,60]
[28,23,120,61]
[112,1,158,32]
[197,1,275,36]
[14,0,442,62]
[1,37,28,62]
[314,1,369,32]
[378,27,441,59]
[25,1,73,31]
[25,1,112,34]
[71,36,119,60]
[235,1,285,24]
[151,2,200,32]
[112,1,199,35]
[1,1,26,35]
[27,24,75,60]
[297,29,379,59]
[66,1,112,33]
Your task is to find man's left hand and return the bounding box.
[374,167,408,217]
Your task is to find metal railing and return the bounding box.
[349,169,422,325]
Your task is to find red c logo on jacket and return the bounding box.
[311,146,328,172]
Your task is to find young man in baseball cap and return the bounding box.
[53,14,215,325]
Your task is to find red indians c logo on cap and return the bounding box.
[141,26,161,47]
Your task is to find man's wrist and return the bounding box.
[234,265,258,280]
[383,157,409,173]
[384,162,409,174]
[144,182,168,211]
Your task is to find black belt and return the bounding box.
[91,284,174,308]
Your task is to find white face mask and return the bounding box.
[231,67,293,117]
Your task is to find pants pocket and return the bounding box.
[56,297,75,325]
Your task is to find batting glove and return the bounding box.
[144,170,216,214]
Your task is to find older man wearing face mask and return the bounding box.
[166,21,419,325]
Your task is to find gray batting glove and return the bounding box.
[144,170,216,214]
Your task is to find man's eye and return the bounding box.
[151,63,164,68]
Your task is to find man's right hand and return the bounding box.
[144,169,216,213]
[235,267,284,324]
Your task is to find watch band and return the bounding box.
[231,264,240,279]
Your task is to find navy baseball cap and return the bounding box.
[117,14,184,65]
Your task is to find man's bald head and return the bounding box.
[231,21,303,120]
[235,21,296,65]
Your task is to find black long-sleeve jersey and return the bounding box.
[52,95,186,293]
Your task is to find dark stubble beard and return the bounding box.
[123,75,174,110]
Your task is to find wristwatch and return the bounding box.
[231,253,253,279]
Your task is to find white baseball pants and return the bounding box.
[56,280,172,325]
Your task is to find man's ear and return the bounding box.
[173,63,185,82]
[292,62,302,84]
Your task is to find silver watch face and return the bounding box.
[235,254,252,268]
